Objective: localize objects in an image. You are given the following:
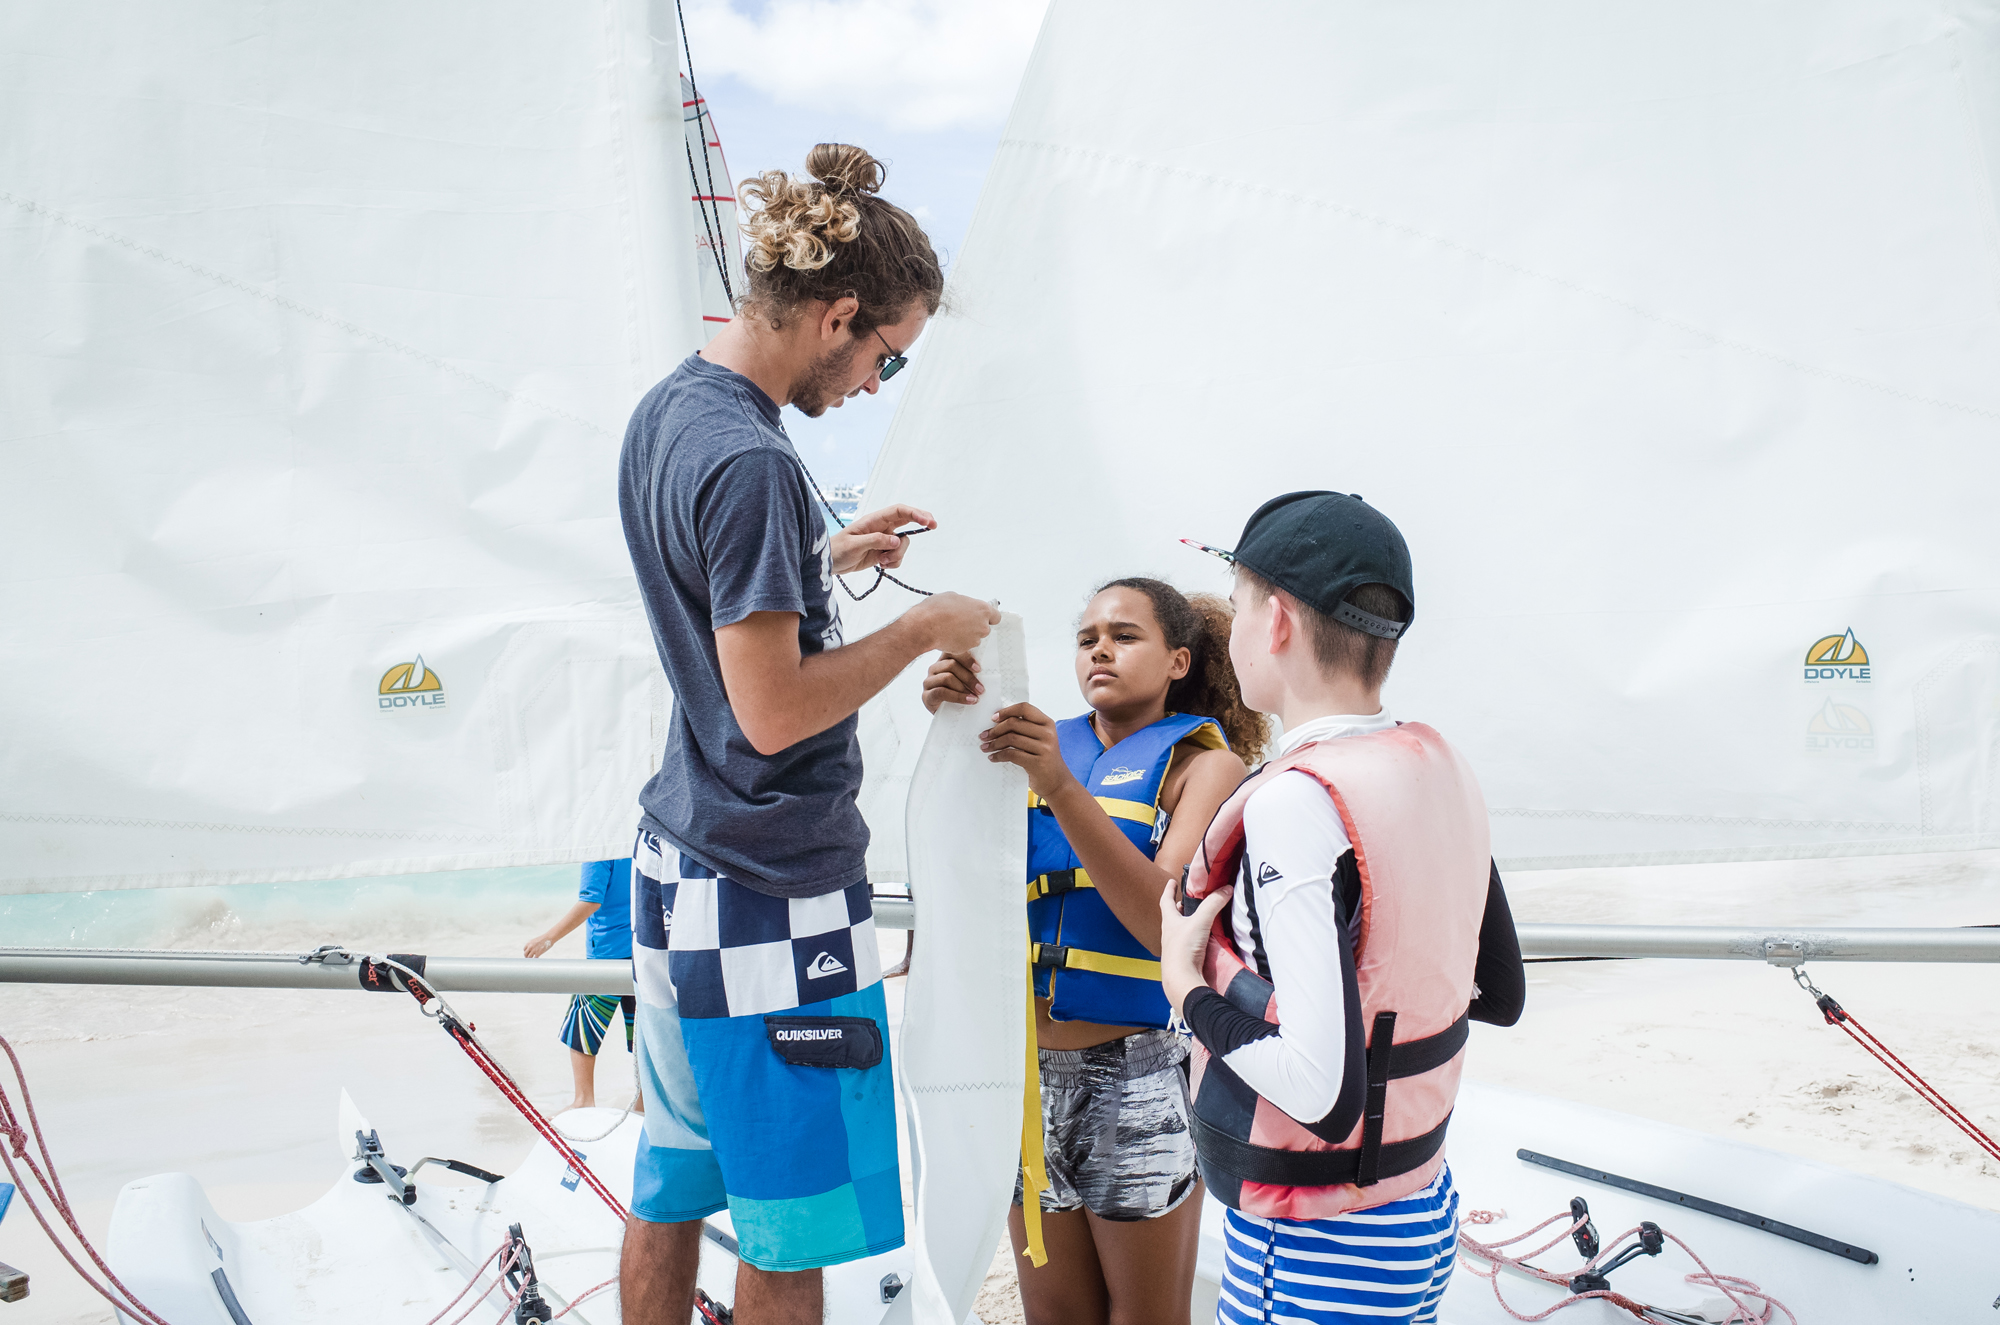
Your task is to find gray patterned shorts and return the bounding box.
[1013,1028,1198,1221]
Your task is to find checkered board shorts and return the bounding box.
[628,829,902,1271]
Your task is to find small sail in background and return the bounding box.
[683,71,745,331]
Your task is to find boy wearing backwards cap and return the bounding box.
[1161,491,1525,1324]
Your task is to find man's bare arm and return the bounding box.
[717,593,1000,756]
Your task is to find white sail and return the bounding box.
[0,0,714,891]
[852,0,2000,876]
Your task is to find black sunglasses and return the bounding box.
[874,328,908,382]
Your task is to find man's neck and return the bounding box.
[698,319,799,408]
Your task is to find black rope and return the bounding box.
[674,0,735,305]
[793,454,933,600]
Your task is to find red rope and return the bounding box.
[0,1034,177,1325]
[1813,992,2000,1165]
[437,1017,629,1223]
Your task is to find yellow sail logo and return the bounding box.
[378,655,447,710]
[1803,629,1870,682]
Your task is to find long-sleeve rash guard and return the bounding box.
[1182,712,1525,1132]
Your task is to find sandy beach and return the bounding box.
[2,850,1996,1323]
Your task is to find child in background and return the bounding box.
[524,858,642,1114]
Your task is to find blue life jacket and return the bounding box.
[1027,711,1230,1028]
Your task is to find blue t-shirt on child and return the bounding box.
[579,858,633,961]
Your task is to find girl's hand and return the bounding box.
[523,933,555,959]
[979,702,1071,798]
[921,652,982,714]
[1158,879,1231,1014]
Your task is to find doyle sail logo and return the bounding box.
[1803,629,1870,682]
[1100,767,1145,786]
[378,655,447,710]
[1805,700,1873,753]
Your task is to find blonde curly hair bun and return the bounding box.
[734,144,942,334]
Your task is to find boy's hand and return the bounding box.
[921,652,982,713]
[1158,880,1231,1015]
[979,702,1071,797]
[831,503,935,574]
[523,933,555,959]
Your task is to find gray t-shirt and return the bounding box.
[619,354,866,898]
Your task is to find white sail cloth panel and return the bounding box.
[0,0,708,891]
[855,0,2000,872]
[890,614,1030,1325]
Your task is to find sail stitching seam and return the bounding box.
[1491,807,1915,831]
[0,811,497,841]
[998,140,2000,424]
[0,192,616,439]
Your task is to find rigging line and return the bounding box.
[792,453,934,600]
[674,0,735,304]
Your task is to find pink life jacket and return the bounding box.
[1184,722,1489,1220]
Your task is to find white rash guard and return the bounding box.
[1215,710,1394,1125]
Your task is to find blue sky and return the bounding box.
[681,0,1047,487]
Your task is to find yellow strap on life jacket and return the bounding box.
[1028,791,1161,827]
[1026,869,1094,899]
[1019,926,1050,1268]
[1031,942,1163,982]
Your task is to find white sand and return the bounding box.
[3,850,1997,1323]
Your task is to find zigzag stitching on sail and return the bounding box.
[1491,806,1916,831]
[997,139,2000,424]
[0,811,496,842]
[0,191,616,439]
[906,1082,1014,1094]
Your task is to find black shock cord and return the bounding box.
[792,454,934,600]
[674,0,735,305]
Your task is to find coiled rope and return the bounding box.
[1456,1207,1796,1324]
[0,1033,175,1325]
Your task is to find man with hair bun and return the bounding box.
[617,143,997,1323]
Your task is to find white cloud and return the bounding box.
[683,0,1048,131]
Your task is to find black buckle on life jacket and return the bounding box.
[1032,943,1071,970]
[1038,869,1083,897]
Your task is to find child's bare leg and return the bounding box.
[568,1047,596,1111]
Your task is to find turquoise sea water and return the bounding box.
[0,865,579,950]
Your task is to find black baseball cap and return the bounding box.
[1181,491,1414,640]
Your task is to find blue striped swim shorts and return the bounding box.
[1218,1165,1458,1324]
[626,829,903,1271]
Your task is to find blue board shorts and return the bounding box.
[627,829,903,1271]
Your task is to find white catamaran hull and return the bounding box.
[104,1076,1999,1323]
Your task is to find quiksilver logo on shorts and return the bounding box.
[807,952,848,979]
[774,1028,845,1041]
[378,655,447,711]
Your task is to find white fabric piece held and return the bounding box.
[893,613,1029,1325]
